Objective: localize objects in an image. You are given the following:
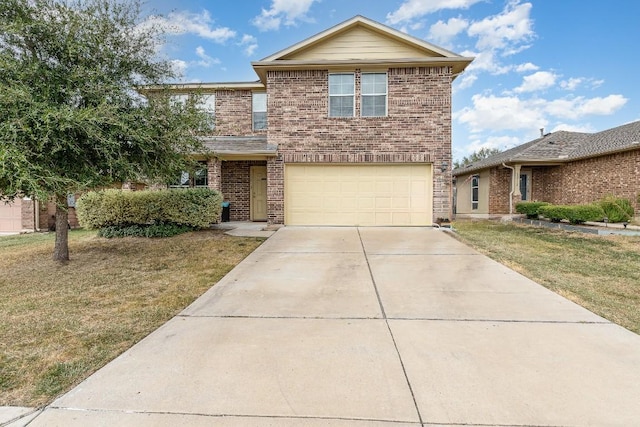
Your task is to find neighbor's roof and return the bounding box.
[202,136,276,156]
[452,120,640,176]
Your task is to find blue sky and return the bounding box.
[141,0,640,163]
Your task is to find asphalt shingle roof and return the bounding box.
[202,136,277,155]
[452,120,640,176]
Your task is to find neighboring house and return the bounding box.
[159,15,473,226]
[453,120,640,218]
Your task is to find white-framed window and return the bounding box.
[361,72,387,117]
[170,93,215,129]
[252,92,267,130]
[328,73,355,117]
[471,175,479,210]
[170,161,208,188]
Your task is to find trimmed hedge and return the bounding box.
[538,204,605,224]
[77,188,223,230]
[598,195,634,223]
[98,223,195,238]
[515,201,550,219]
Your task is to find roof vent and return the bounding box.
[632,141,640,145]
[548,140,555,145]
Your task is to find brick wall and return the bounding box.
[489,167,512,214]
[215,90,267,137]
[221,160,267,221]
[266,67,453,224]
[538,151,640,210]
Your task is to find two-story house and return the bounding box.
[0,15,472,233]
[164,15,472,228]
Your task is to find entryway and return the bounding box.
[250,166,268,221]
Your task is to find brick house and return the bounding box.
[166,15,472,227]
[0,15,473,232]
[453,120,640,218]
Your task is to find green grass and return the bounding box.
[453,220,640,334]
[0,229,265,407]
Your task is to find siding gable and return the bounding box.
[281,26,440,61]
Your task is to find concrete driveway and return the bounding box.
[22,227,640,426]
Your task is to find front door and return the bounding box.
[250,166,268,221]
[519,170,532,201]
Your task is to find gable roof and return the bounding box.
[452,120,640,176]
[252,15,473,83]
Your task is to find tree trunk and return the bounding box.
[53,194,70,262]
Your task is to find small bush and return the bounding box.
[98,223,195,238]
[598,195,634,223]
[77,188,222,230]
[515,201,550,219]
[539,204,605,224]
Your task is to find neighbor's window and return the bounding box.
[471,175,479,210]
[170,161,208,188]
[328,73,355,117]
[361,73,387,117]
[252,92,267,130]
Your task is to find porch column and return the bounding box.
[207,157,222,192]
[512,164,522,209]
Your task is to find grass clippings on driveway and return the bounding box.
[453,220,640,335]
[0,229,265,407]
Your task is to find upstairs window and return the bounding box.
[170,93,215,129]
[328,73,355,117]
[471,175,479,210]
[252,92,267,130]
[361,73,387,117]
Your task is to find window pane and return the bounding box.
[520,174,528,201]
[194,165,208,187]
[252,93,267,112]
[253,111,267,130]
[199,95,215,114]
[362,73,387,95]
[329,74,354,95]
[362,95,386,117]
[329,96,354,117]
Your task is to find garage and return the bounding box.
[285,164,432,226]
[0,198,23,233]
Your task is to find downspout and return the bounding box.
[502,163,515,215]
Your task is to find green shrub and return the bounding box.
[598,195,634,223]
[538,204,605,224]
[566,204,605,224]
[538,205,571,223]
[515,201,550,219]
[77,188,223,230]
[98,223,194,238]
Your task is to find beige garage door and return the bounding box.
[0,199,23,232]
[285,164,432,226]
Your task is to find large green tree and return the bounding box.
[0,0,212,261]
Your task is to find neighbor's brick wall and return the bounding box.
[488,167,512,214]
[537,150,640,211]
[215,90,267,137]
[266,67,453,224]
[221,160,267,221]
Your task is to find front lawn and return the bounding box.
[0,229,265,407]
[453,220,640,335]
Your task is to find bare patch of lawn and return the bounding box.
[453,220,640,335]
[0,229,265,407]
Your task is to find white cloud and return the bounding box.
[549,123,595,133]
[514,71,557,93]
[463,50,512,75]
[515,62,539,72]
[170,59,188,77]
[545,95,628,119]
[148,10,236,43]
[252,0,318,31]
[467,1,534,51]
[195,46,220,67]
[456,74,477,90]
[239,34,259,56]
[455,94,548,133]
[428,17,469,46]
[386,0,482,25]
